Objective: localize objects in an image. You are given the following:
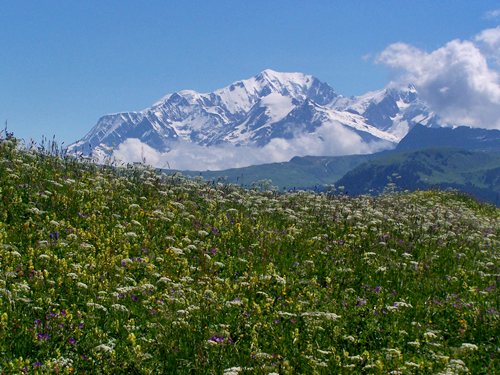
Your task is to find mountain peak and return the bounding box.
[256,69,315,88]
[68,70,435,169]
[259,68,281,76]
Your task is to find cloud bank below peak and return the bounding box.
[113,122,391,171]
[376,26,500,130]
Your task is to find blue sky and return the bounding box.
[1,0,499,144]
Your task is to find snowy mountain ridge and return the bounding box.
[68,69,440,169]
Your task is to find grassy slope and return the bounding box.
[179,148,500,206]
[0,138,499,373]
[179,154,373,190]
[336,149,500,205]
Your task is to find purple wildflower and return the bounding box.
[485,284,496,293]
[209,335,225,343]
[37,332,50,341]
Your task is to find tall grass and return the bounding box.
[0,136,498,374]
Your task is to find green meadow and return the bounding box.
[0,137,498,374]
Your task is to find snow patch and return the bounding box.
[259,93,294,122]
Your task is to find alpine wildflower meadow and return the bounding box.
[0,135,499,374]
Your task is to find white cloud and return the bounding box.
[376,30,500,130]
[475,26,500,64]
[112,121,391,171]
[484,9,500,20]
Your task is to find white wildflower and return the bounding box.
[405,361,420,368]
[140,284,155,292]
[111,304,129,313]
[87,302,108,312]
[460,342,478,351]
[225,298,243,307]
[424,331,438,340]
[170,247,184,255]
[94,344,113,353]
[13,283,30,292]
[157,277,171,285]
[198,230,209,238]
[301,311,341,321]
[224,367,242,375]
[385,348,401,357]
[278,311,297,318]
[77,282,88,289]
[349,355,363,362]
[275,275,286,285]
[254,352,273,360]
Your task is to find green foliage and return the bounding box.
[0,138,499,373]
[338,149,500,205]
[180,148,500,207]
[180,154,372,190]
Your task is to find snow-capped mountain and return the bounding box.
[68,69,439,168]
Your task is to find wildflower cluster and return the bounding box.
[0,137,499,373]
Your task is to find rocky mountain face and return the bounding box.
[68,69,439,162]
